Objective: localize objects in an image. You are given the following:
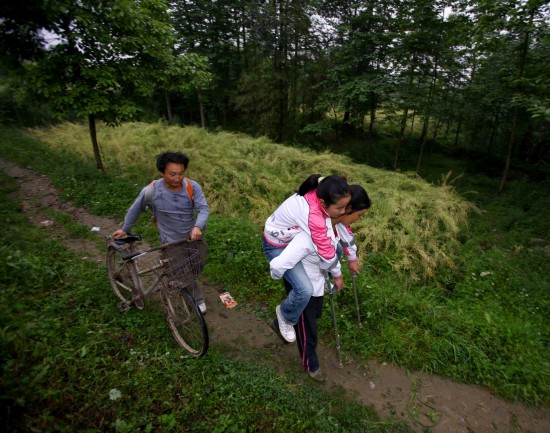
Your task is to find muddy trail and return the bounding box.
[1,158,548,433]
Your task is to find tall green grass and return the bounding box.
[0,122,548,405]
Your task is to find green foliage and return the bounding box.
[9,0,211,129]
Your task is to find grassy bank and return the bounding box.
[0,122,548,406]
[26,120,472,283]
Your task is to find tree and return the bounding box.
[495,1,549,193]
[0,0,55,66]
[170,0,324,140]
[8,0,210,170]
[454,0,550,190]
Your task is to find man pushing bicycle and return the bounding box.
[112,151,210,313]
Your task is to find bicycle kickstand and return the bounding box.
[117,289,144,312]
[117,300,132,313]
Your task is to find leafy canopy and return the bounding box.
[12,0,210,125]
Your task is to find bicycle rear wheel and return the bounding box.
[106,245,142,310]
[162,288,208,357]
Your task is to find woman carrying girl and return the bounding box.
[262,174,351,343]
[270,185,372,382]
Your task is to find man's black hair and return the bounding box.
[156,152,190,172]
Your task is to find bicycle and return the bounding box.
[106,234,209,357]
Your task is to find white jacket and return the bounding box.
[269,222,356,296]
[263,191,339,269]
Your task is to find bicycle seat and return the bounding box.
[114,233,142,245]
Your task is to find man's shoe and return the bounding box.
[275,305,296,342]
[308,368,327,383]
[198,302,207,314]
[270,319,290,344]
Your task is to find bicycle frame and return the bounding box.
[130,251,165,298]
[108,236,194,301]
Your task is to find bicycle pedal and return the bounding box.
[118,301,132,313]
[133,297,145,310]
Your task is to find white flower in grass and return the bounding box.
[109,388,122,401]
[480,271,492,277]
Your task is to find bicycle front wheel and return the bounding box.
[162,288,209,357]
[106,246,140,308]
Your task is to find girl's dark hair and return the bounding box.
[298,174,350,205]
[156,151,190,172]
[348,184,372,212]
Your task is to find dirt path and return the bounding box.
[2,158,548,433]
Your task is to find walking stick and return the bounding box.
[351,273,362,327]
[326,277,343,368]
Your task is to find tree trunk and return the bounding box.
[14,104,23,127]
[498,110,518,194]
[342,111,352,135]
[165,91,173,122]
[445,118,452,139]
[395,63,415,170]
[368,93,376,136]
[274,0,289,143]
[408,76,422,138]
[332,107,340,146]
[416,53,439,174]
[498,7,533,194]
[197,89,206,128]
[431,119,441,142]
[394,107,409,170]
[409,110,416,138]
[416,115,430,173]
[88,114,104,171]
[487,111,499,154]
[453,115,462,147]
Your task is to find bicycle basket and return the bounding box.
[161,245,201,291]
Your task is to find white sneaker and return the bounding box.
[275,305,296,342]
[198,302,207,314]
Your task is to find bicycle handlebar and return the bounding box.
[108,235,194,261]
[105,233,142,245]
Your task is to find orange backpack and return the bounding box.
[144,179,194,225]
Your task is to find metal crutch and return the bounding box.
[325,276,343,368]
[351,272,362,327]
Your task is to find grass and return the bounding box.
[0,122,548,408]
[0,170,412,433]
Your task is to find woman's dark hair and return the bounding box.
[348,184,372,212]
[156,151,190,172]
[298,174,350,206]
